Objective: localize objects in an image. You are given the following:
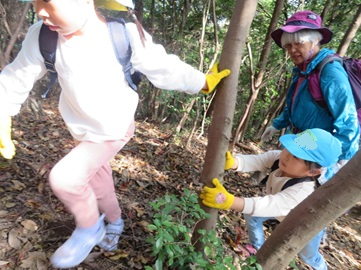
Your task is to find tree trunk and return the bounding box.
[233,41,257,143]
[320,0,332,20]
[256,150,361,269]
[256,81,287,139]
[197,0,220,136]
[151,88,162,121]
[337,5,361,57]
[149,0,155,35]
[176,99,196,133]
[192,0,258,251]
[186,100,200,149]
[134,0,143,24]
[256,64,290,139]
[176,0,214,136]
[231,0,285,145]
[0,2,31,68]
[180,0,192,35]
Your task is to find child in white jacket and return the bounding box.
[0,0,230,268]
[201,128,342,270]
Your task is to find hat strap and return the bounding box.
[286,21,319,29]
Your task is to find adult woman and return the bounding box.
[261,10,359,183]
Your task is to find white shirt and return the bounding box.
[235,150,316,221]
[0,21,205,142]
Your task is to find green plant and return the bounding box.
[145,189,236,270]
[288,258,299,269]
[240,256,262,270]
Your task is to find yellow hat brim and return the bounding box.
[94,0,128,11]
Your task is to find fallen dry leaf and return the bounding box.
[109,252,129,260]
[11,180,26,191]
[19,251,47,270]
[0,261,9,266]
[8,228,22,249]
[21,220,38,232]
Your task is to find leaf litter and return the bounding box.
[0,95,360,270]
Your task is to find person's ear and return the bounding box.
[307,168,322,177]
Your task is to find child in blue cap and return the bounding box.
[201,128,342,270]
[0,0,230,268]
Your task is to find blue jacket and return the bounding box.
[272,48,360,160]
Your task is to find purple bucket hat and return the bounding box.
[271,10,333,48]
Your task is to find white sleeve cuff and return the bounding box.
[242,197,255,214]
[235,155,245,172]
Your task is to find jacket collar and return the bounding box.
[293,48,335,76]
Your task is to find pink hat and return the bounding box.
[271,10,333,48]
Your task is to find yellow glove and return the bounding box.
[0,116,16,159]
[200,178,235,210]
[201,63,231,94]
[225,151,235,170]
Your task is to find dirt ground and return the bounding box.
[0,97,360,270]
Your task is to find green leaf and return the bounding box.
[178,225,187,233]
[148,224,158,231]
[168,256,174,267]
[163,220,172,227]
[155,258,163,270]
[248,256,256,264]
[163,232,174,242]
[204,245,212,257]
[155,236,163,250]
[165,245,174,258]
[154,219,161,227]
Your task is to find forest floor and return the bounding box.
[0,96,360,270]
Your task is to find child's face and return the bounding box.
[32,0,91,37]
[278,148,316,178]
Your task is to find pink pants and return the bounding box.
[49,123,135,228]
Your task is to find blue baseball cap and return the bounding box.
[279,128,342,167]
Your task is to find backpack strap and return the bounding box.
[281,176,313,191]
[342,58,361,110]
[106,17,138,91]
[317,55,343,76]
[260,159,314,190]
[39,23,59,98]
[260,160,279,185]
[306,54,343,111]
[38,18,139,99]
